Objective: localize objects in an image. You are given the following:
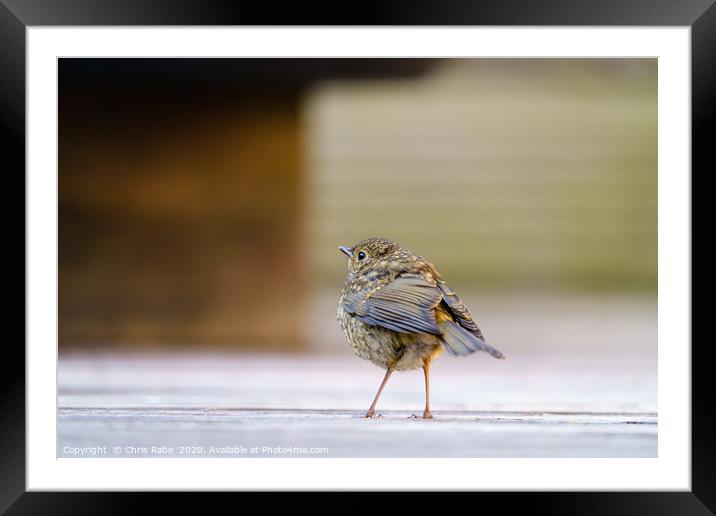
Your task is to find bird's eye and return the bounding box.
[357,251,367,261]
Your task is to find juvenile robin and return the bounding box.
[337,237,504,419]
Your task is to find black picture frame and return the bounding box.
[2,0,709,513]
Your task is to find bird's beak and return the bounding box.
[338,246,353,258]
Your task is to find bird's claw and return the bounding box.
[362,411,382,419]
[409,413,433,419]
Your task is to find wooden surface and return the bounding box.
[58,351,656,458]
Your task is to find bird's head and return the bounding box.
[338,237,403,275]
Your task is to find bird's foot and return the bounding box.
[362,411,382,419]
[409,413,433,419]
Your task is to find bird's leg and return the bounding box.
[409,358,434,419]
[364,367,394,418]
[422,359,433,419]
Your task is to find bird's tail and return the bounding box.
[438,321,505,359]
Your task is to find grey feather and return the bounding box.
[438,282,485,340]
[344,272,505,360]
[347,273,443,335]
[438,320,505,359]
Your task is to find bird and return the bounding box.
[337,237,504,419]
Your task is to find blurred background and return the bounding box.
[57,58,657,457]
[59,58,656,355]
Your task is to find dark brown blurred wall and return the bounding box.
[59,62,304,349]
[58,59,437,350]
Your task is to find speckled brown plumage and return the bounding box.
[337,237,504,418]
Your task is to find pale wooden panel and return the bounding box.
[306,59,657,290]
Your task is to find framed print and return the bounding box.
[3,0,709,512]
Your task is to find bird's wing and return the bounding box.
[436,281,503,357]
[343,273,443,335]
[344,273,504,358]
[437,282,485,340]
